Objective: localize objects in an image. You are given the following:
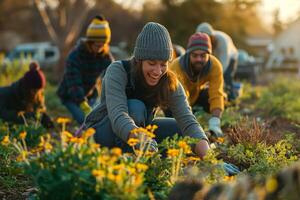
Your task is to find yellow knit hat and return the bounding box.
[86,16,111,44]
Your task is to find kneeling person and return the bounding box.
[169,32,225,138]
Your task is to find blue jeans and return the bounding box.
[224,58,238,101]
[93,99,183,152]
[63,98,96,124]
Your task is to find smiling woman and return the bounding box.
[142,60,168,86]
[83,22,210,159]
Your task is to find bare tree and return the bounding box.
[34,0,95,74]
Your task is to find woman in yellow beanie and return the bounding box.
[57,15,114,124]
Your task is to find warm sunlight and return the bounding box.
[259,0,300,24]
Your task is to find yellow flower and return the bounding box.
[91,143,100,149]
[30,147,43,153]
[70,137,85,145]
[216,137,225,144]
[144,151,155,157]
[135,175,143,186]
[92,169,105,178]
[97,155,110,164]
[1,135,10,146]
[178,141,191,153]
[112,164,125,170]
[136,163,148,171]
[44,142,53,151]
[127,167,136,174]
[145,124,158,133]
[16,151,28,162]
[82,128,95,139]
[246,150,254,158]
[167,149,180,157]
[144,131,155,138]
[178,141,187,148]
[223,176,235,182]
[18,111,25,117]
[266,177,278,193]
[111,147,122,157]
[187,156,200,161]
[115,174,122,182]
[56,117,71,124]
[19,131,27,140]
[62,131,73,138]
[128,138,139,147]
[107,173,116,181]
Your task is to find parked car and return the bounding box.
[235,49,260,84]
[8,42,60,68]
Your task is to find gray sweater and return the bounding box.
[84,61,208,142]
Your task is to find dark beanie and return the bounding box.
[133,22,173,61]
[21,62,46,90]
[187,32,212,54]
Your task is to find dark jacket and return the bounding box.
[57,39,114,104]
[0,81,53,128]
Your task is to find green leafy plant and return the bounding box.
[256,78,300,122]
[226,135,298,176]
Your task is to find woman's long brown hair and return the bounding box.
[23,88,46,113]
[130,58,178,109]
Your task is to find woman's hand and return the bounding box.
[194,139,210,159]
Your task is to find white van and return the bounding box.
[8,42,60,68]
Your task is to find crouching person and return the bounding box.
[0,62,54,128]
[82,22,210,158]
[57,15,114,124]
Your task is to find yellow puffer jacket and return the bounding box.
[169,55,225,112]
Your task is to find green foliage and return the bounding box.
[143,154,171,199]
[25,140,100,200]
[0,144,19,187]
[256,78,300,122]
[0,57,30,86]
[221,107,243,127]
[226,135,298,176]
[12,125,48,148]
[44,83,69,118]
[0,122,30,191]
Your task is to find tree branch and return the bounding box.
[34,0,58,43]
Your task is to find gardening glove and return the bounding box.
[208,117,223,138]
[80,101,92,115]
[223,162,240,176]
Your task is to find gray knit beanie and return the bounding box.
[196,22,214,36]
[133,22,173,61]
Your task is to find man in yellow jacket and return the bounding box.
[169,32,225,137]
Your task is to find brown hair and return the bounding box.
[23,88,46,113]
[130,58,178,109]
